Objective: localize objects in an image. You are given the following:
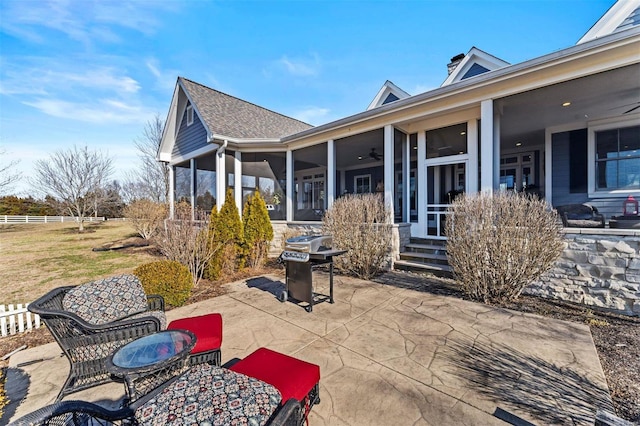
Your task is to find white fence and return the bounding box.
[0,304,41,337]
[1,215,105,224]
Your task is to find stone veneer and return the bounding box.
[527,228,640,316]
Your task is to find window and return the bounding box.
[354,175,371,194]
[186,105,194,126]
[426,123,467,159]
[595,125,640,191]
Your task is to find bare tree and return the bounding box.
[127,114,170,203]
[0,148,22,195]
[32,145,114,231]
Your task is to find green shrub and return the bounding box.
[243,191,274,268]
[445,192,564,303]
[134,260,193,307]
[206,188,244,279]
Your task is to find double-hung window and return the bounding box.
[594,124,640,191]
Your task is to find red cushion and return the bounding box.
[229,347,320,403]
[167,313,222,354]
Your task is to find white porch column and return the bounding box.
[417,131,427,236]
[480,99,494,193]
[493,111,501,190]
[467,119,479,193]
[190,158,196,218]
[169,166,175,219]
[327,139,335,208]
[216,147,226,211]
[383,125,394,223]
[403,133,410,222]
[286,150,293,221]
[234,151,242,216]
[340,170,346,196]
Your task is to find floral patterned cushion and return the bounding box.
[62,275,153,325]
[135,364,282,426]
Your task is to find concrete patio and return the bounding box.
[4,272,613,425]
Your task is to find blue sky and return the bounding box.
[0,0,615,196]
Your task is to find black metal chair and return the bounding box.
[9,364,305,426]
[28,275,167,401]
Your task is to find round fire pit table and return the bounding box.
[106,329,196,402]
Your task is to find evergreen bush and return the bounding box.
[243,191,274,268]
[445,192,564,303]
[206,188,244,279]
[133,260,193,307]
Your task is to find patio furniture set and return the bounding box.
[11,274,320,425]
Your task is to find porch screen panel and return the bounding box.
[174,162,191,205]
[237,152,287,220]
[293,143,327,221]
[426,123,467,159]
[196,154,216,212]
[596,125,640,190]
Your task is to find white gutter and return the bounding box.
[217,138,228,157]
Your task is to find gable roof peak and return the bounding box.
[441,47,510,87]
[367,80,411,110]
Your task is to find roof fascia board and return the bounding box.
[578,0,640,44]
[157,83,181,160]
[210,133,280,144]
[281,28,640,145]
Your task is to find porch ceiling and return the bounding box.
[499,64,640,149]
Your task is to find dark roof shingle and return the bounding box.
[179,77,313,139]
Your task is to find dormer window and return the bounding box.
[186,105,194,126]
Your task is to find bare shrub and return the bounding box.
[157,202,220,286]
[123,200,167,239]
[322,193,392,280]
[445,192,564,303]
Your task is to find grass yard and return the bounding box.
[0,221,158,304]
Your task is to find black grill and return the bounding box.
[279,235,346,312]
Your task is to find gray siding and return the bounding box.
[172,105,208,157]
[552,131,628,220]
[552,131,588,207]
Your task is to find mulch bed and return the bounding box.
[1,268,638,422]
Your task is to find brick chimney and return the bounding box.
[447,53,465,75]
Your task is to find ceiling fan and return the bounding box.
[359,148,383,161]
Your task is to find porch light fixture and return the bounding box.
[516,142,522,146]
[460,131,466,135]
[358,156,363,160]
[562,102,571,107]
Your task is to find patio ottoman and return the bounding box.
[167,313,222,366]
[229,347,320,423]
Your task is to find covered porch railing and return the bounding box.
[426,204,451,240]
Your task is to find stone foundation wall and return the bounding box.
[527,229,640,316]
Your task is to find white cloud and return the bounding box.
[0,0,172,46]
[24,98,153,124]
[146,58,180,93]
[277,53,321,77]
[292,106,331,125]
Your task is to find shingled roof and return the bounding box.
[179,77,313,139]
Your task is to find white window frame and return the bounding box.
[354,174,372,194]
[588,116,640,197]
[186,105,194,126]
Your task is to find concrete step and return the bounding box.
[393,259,453,276]
[399,252,449,262]
[404,243,448,254]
